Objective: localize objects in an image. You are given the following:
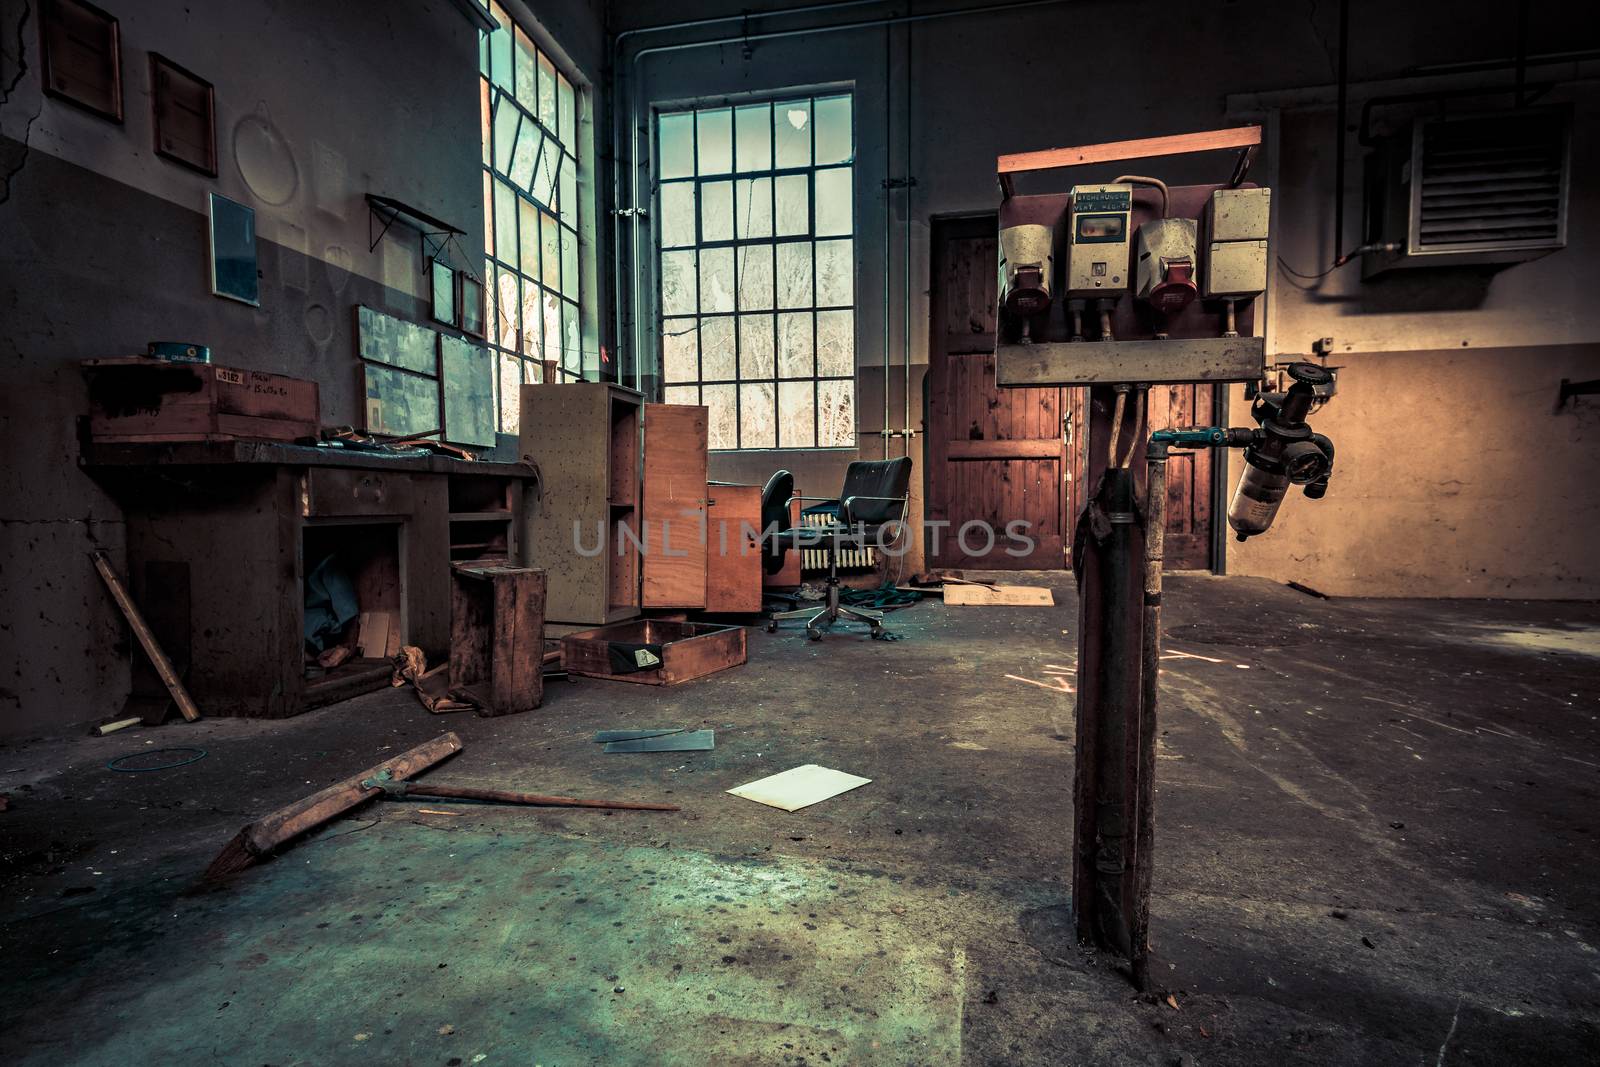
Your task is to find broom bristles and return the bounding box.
[203,828,261,881]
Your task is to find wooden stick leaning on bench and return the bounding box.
[91,550,202,723]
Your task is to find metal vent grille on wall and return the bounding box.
[1416,111,1566,249]
[1363,106,1569,277]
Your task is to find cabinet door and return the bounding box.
[642,404,709,608]
[706,484,762,613]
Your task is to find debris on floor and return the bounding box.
[205,732,465,880]
[602,729,715,753]
[592,728,685,743]
[90,716,142,736]
[390,646,474,714]
[727,764,872,811]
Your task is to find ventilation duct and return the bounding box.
[1362,107,1569,278]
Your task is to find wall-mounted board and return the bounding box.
[440,336,495,447]
[209,193,259,306]
[356,305,438,376]
[364,363,439,438]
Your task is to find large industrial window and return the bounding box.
[478,2,583,434]
[655,93,856,450]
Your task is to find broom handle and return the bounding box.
[399,783,678,811]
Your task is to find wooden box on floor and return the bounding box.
[561,620,746,686]
[449,564,545,715]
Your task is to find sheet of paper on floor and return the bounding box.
[727,764,872,812]
[943,584,1054,606]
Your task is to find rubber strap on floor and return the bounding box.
[839,583,922,610]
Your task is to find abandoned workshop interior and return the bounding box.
[0,0,1597,1063]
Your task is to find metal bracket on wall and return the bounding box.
[366,194,466,255]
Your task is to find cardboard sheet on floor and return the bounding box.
[727,764,871,812]
[602,729,714,753]
[943,584,1054,606]
[593,728,685,743]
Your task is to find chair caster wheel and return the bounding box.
[765,621,777,633]
[807,629,823,641]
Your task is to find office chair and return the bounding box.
[764,457,912,641]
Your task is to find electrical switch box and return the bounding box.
[1134,217,1199,313]
[1205,241,1268,297]
[1065,184,1132,296]
[1203,187,1270,298]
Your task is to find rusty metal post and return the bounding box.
[1130,438,1169,990]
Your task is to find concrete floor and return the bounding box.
[2,573,1598,1065]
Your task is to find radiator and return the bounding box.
[799,511,877,575]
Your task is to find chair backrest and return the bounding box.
[839,457,912,526]
[760,469,794,533]
[760,469,795,574]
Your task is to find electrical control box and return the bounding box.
[1202,187,1270,298]
[1066,184,1132,296]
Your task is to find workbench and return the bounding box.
[81,440,539,718]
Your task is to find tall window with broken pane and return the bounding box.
[479,2,582,434]
[656,94,856,450]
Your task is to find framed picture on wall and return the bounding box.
[39,0,124,122]
[209,193,260,306]
[150,54,216,176]
[459,272,485,338]
[430,259,457,327]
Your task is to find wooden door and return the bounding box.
[1146,384,1214,569]
[927,216,1074,569]
[705,483,762,613]
[642,404,709,608]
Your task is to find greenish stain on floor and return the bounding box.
[8,818,968,1066]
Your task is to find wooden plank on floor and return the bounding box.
[944,583,1055,606]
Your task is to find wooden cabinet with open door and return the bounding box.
[642,403,709,609]
[641,404,764,613]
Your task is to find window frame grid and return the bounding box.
[478,4,586,435]
[655,94,856,451]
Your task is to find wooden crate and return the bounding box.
[449,564,546,715]
[562,619,746,686]
[83,358,319,443]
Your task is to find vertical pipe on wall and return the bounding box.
[882,23,893,460]
[902,13,913,459]
[1332,0,1349,263]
